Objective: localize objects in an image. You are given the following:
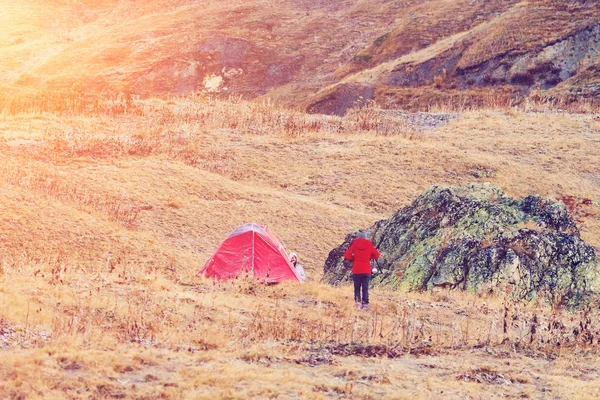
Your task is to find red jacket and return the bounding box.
[344,238,380,274]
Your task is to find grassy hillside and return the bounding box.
[1,98,599,398]
[0,0,401,100]
[308,1,600,113]
[1,1,600,397]
[1,0,599,112]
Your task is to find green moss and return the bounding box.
[401,256,433,290]
[374,33,391,47]
[352,52,373,64]
[452,204,524,238]
[448,184,504,201]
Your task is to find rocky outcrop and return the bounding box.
[307,4,600,115]
[307,84,374,116]
[324,184,599,306]
[452,24,600,92]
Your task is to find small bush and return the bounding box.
[510,72,535,86]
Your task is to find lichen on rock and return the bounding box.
[324,184,599,307]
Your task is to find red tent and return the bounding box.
[198,223,302,283]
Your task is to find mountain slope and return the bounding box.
[307,0,600,114]
[1,99,600,398]
[2,0,599,112]
[1,99,599,275]
[1,0,401,99]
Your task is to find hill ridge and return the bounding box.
[2,0,599,112]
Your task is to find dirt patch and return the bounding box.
[95,383,126,399]
[303,341,439,360]
[307,84,375,116]
[456,367,514,385]
[0,320,50,350]
[381,110,459,131]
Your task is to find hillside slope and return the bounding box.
[1,100,599,397]
[1,0,401,99]
[1,0,598,112]
[307,0,600,114]
[1,100,599,277]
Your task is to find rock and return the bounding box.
[324,184,599,306]
[380,110,459,131]
[307,83,375,116]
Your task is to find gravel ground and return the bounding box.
[0,322,50,350]
[382,110,460,131]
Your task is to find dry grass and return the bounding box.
[457,1,600,70]
[0,0,406,102]
[4,0,598,115]
[309,0,600,114]
[0,96,599,398]
[1,2,599,397]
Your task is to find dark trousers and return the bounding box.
[353,274,370,304]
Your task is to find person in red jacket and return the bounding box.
[344,231,380,310]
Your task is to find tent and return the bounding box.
[198,223,302,283]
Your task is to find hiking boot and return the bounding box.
[361,303,369,311]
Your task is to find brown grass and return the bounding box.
[4,0,598,115]
[0,95,599,398]
[0,0,407,104]
[309,0,600,114]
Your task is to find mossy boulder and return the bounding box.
[324,184,599,306]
